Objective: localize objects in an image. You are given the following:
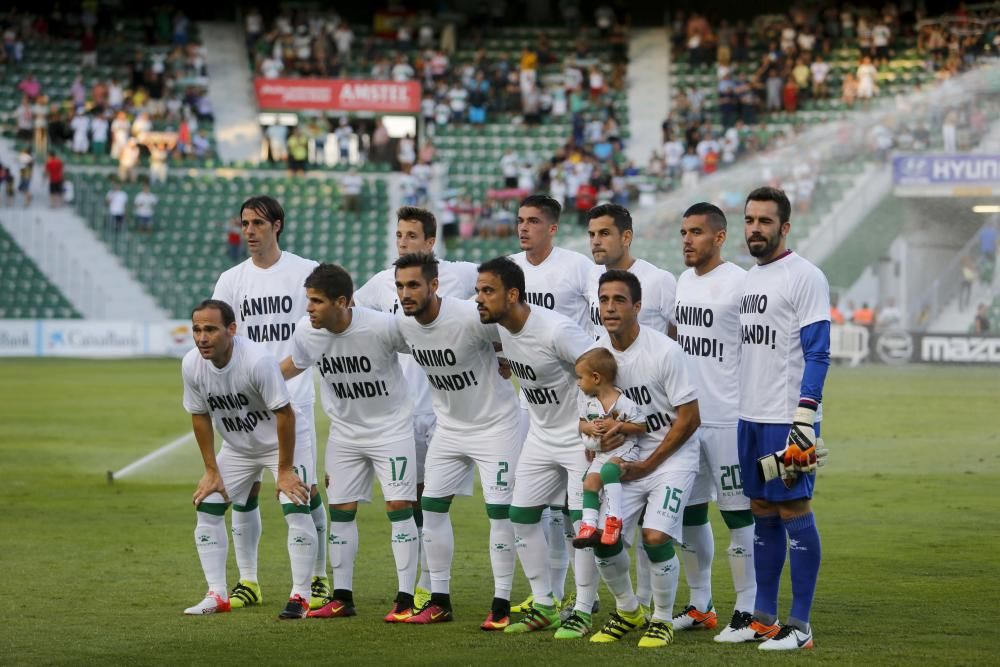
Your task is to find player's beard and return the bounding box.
[746,230,781,258]
[406,295,432,319]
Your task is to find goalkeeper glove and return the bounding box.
[784,404,818,474]
[757,436,828,485]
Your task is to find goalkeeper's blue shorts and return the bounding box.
[737,420,820,502]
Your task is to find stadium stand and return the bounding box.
[68,172,389,318]
[0,225,80,319]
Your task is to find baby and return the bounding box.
[573,348,647,546]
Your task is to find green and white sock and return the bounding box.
[285,511,317,600]
[488,517,515,601]
[310,492,328,578]
[571,519,599,613]
[328,509,358,593]
[645,541,680,623]
[195,509,229,596]
[594,546,639,613]
[680,520,714,611]
[388,509,419,595]
[727,523,757,613]
[511,509,555,607]
[420,503,454,595]
[231,502,261,582]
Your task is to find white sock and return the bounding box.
[390,516,419,595]
[329,518,359,593]
[416,526,431,590]
[195,511,229,597]
[513,520,554,606]
[310,500,328,578]
[680,521,714,610]
[285,512,317,600]
[604,483,623,519]
[421,510,454,595]
[581,508,599,527]
[635,544,652,607]
[571,520,599,613]
[649,553,681,623]
[595,549,638,613]
[546,509,570,601]
[231,506,261,582]
[728,525,757,613]
[489,517,515,601]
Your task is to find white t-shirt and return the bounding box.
[354,260,479,417]
[589,258,677,338]
[290,310,412,444]
[664,140,684,167]
[71,115,90,141]
[90,117,109,143]
[597,327,699,470]
[578,390,644,452]
[511,246,594,335]
[739,252,830,423]
[106,190,128,215]
[395,297,518,434]
[212,251,318,407]
[498,307,595,447]
[674,262,745,426]
[182,336,291,455]
[134,191,157,218]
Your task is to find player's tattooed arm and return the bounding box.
[620,399,700,481]
[191,413,228,505]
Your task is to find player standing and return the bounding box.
[474,256,600,639]
[353,206,479,608]
[281,264,420,621]
[510,194,594,611]
[211,195,328,610]
[588,270,701,649]
[394,252,522,629]
[670,203,757,639]
[586,202,677,613]
[736,187,830,651]
[182,300,315,619]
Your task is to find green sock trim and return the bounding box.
[548,505,565,511]
[582,489,601,510]
[683,503,710,526]
[599,462,622,485]
[561,506,571,516]
[568,509,582,524]
[721,509,755,529]
[329,508,358,522]
[309,492,323,511]
[508,505,543,524]
[485,503,510,520]
[593,539,624,557]
[387,508,414,522]
[282,503,311,515]
[232,496,259,512]
[643,540,676,563]
[421,496,452,513]
[196,502,229,516]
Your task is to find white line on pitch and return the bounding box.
[109,432,193,482]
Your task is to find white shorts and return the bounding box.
[413,411,436,485]
[326,435,417,505]
[512,440,589,510]
[611,464,696,545]
[422,423,521,505]
[249,406,318,489]
[213,443,315,507]
[688,425,750,511]
[586,441,642,476]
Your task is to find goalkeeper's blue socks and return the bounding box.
[752,513,786,622]
[784,513,821,630]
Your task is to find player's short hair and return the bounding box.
[576,347,617,383]
[683,202,728,231]
[394,251,439,283]
[599,269,642,304]
[519,194,562,224]
[586,203,632,233]
[304,263,354,302]
[478,256,526,302]
[191,299,236,327]
[240,195,285,241]
[745,187,791,224]
[397,206,437,239]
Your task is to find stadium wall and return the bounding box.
[0,320,192,358]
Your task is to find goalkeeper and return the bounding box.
[572,348,648,548]
[735,187,831,651]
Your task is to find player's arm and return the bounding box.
[618,420,648,437]
[784,320,831,473]
[280,355,305,380]
[620,399,700,481]
[191,412,228,506]
[274,402,309,505]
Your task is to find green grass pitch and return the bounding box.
[1,359,997,664]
